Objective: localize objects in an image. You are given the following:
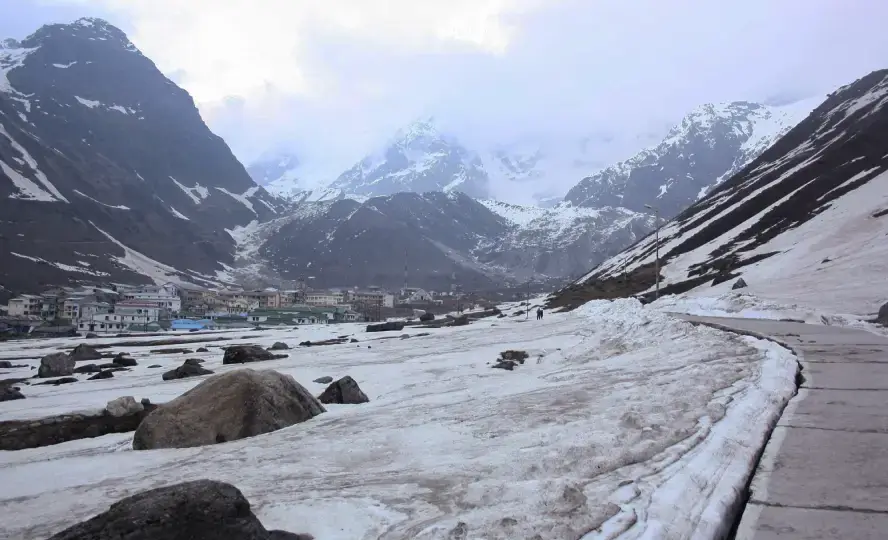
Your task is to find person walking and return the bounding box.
[536,307,543,320]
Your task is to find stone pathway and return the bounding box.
[679,315,888,539]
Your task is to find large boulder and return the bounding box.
[223,345,284,365]
[269,342,289,350]
[38,352,75,378]
[134,369,325,450]
[878,301,888,325]
[162,362,214,381]
[366,321,406,333]
[732,278,748,290]
[46,479,314,540]
[89,370,115,380]
[419,312,435,322]
[112,354,138,367]
[318,376,369,405]
[74,364,102,374]
[71,344,102,361]
[0,386,25,401]
[106,396,144,417]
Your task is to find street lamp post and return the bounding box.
[644,204,661,300]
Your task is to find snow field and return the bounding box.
[0,299,796,539]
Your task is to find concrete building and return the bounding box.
[7,295,41,317]
[121,285,182,312]
[304,290,345,306]
[77,301,162,333]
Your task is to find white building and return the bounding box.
[304,291,345,306]
[6,295,41,317]
[77,301,162,333]
[121,285,181,313]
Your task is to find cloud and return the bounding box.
[28,0,888,193]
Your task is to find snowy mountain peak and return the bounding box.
[563,98,820,218]
[24,17,140,54]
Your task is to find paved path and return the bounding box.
[679,315,888,540]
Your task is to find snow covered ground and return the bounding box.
[0,300,796,539]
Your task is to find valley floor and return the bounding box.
[0,300,796,539]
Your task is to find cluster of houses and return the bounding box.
[0,281,449,337]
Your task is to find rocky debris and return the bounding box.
[400,334,411,339]
[451,315,470,327]
[162,361,214,381]
[367,321,406,333]
[269,342,289,350]
[96,364,131,372]
[0,360,28,369]
[465,308,502,320]
[491,361,516,371]
[71,344,102,362]
[500,350,529,364]
[183,358,205,366]
[38,352,76,378]
[74,364,102,374]
[106,396,144,418]
[222,345,286,365]
[732,278,748,290]
[1,386,25,401]
[419,312,435,322]
[513,310,526,317]
[497,313,507,318]
[298,338,348,347]
[196,347,210,353]
[318,376,369,405]
[112,353,138,367]
[151,348,194,355]
[0,403,159,451]
[350,338,359,343]
[46,480,314,540]
[141,398,152,406]
[313,376,334,384]
[84,333,99,339]
[148,364,162,368]
[89,370,115,380]
[134,369,325,450]
[878,301,888,325]
[34,377,79,386]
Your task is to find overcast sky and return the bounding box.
[4,0,888,187]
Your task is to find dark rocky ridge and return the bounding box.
[0,18,283,299]
[549,70,888,309]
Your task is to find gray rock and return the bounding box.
[46,479,314,540]
[223,345,281,364]
[106,396,144,417]
[183,358,205,366]
[88,370,114,380]
[399,334,411,339]
[269,342,289,350]
[112,354,138,367]
[74,364,102,374]
[38,352,75,378]
[492,361,516,371]
[366,321,405,333]
[148,364,162,369]
[0,386,25,401]
[732,278,748,290]
[71,344,102,362]
[0,360,12,369]
[34,377,79,386]
[162,362,214,381]
[134,369,325,450]
[84,333,98,339]
[318,376,369,405]
[196,347,210,353]
[878,301,888,324]
[312,376,333,384]
[419,312,435,322]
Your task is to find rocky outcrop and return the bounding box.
[1,386,25,401]
[106,396,144,417]
[367,321,406,333]
[46,480,313,540]
[269,342,289,350]
[162,361,214,381]
[70,344,102,361]
[317,376,369,405]
[38,353,75,378]
[133,369,325,450]
[0,403,158,451]
[222,345,286,364]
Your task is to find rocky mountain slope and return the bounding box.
[227,193,654,290]
[563,99,820,219]
[550,70,888,316]
[0,18,282,298]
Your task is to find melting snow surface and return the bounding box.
[10,252,110,277]
[73,189,130,209]
[169,176,210,205]
[215,186,257,214]
[74,96,100,108]
[52,62,77,69]
[0,299,796,539]
[168,206,190,220]
[0,123,68,202]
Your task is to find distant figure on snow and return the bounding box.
[536,308,544,320]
